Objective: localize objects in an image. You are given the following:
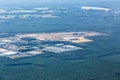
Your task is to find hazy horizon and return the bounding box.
[0,0,120,7]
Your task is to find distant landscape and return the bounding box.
[0,0,120,80]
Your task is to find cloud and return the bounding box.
[9,9,37,13]
[0,8,37,14]
[18,14,59,19]
[0,7,54,14]
[0,9,6,13]
[0,7,60,20]
[18,14,33,19]
[18,14,41,19]
[0,14,59,20]
[81,6,111,11]
[41,14,59,18]
[0,15,16,19]
[34,7,49,11]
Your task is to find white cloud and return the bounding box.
[0,15,16,19]
[18,14,33,19]
[34,7,49,11]
[0,14,59,20]
[41,14,59,18]
[0,9,6,13]
[81,6,111,11]
[40,10,54,14]
[18,14,59,19]
[9,9,37,13]
[45,10,54,13]
[0,8,37,14]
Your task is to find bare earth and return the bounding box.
[0,31,107,59]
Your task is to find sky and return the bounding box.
[0,0,119,7]
[0,0,70,5]
[0,0,73,7]
[0,0,84,7]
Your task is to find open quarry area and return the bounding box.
[0,31,106,59]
